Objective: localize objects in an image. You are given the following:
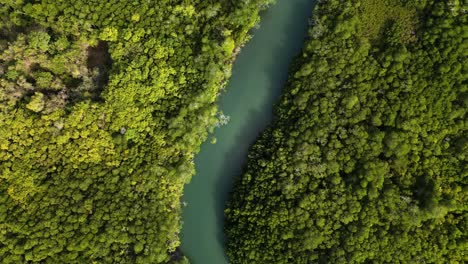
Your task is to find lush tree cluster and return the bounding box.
[0,28,107,113]
[225,0,467,263]
[0,0,273,263]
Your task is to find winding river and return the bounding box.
[181,0,316,263]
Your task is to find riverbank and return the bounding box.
[180,1,316,263]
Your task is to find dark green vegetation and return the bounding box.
[180,0,317,263]
[225,0,467,263]
[0,0,272,263]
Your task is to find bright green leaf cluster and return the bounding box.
[0,0,274,263]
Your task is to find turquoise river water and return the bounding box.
[181,0,316,263]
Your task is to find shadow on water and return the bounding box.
[213,108,267,247]
[212,0,316,256]
[181,0,316,263]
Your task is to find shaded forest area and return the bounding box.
[225,0,467,263]
[0,0,273,263]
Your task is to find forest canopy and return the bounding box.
[225,0,467,263]
[0,0,273,263]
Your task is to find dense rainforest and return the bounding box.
[0,0,274,263]
[226,0,467,263]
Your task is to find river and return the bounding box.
[180,0,316,263]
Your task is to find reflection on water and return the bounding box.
[180,0,316,263]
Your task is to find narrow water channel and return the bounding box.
[180,0,316,263]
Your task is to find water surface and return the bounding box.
[180,1,315,262]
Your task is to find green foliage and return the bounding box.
[0,28,99,112]
[360,0,419,43]
[29,31,51,52]
[225,1,467,263]
[26,92,45,112]
[0,0,273,263]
